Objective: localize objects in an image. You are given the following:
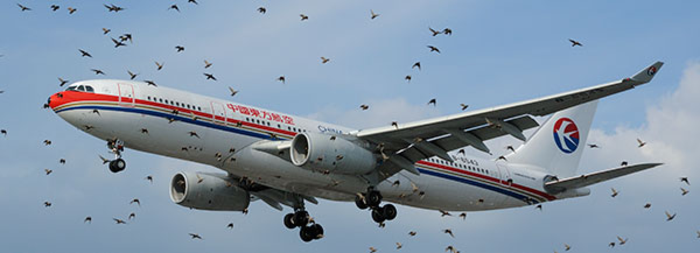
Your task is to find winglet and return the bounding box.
[629,61,664,85]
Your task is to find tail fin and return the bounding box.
[506,100,598,177]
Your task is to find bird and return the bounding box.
[696,230,700,238]
[439,210,451,217]
[91,69,105,75]
[429,27,441,36]
[102,28,111,35]
[59,158,66,164]
[620,161,628,167]
[44,201,52,207]
[611,188,619,198]
[168,4,180,12]
[50,5,60,11]
[617,236,628,245]
[391,180,400,187]
[427,45,440,53]
[111,37,126,48]
[643,203,651,209]
[443,229,454,238]
[1,129,7,136]
[44,169,53,175]
[113,218,127,224]
[145,175,153,183]
[460,103,468,110]
[196,174,204,183]
[300,14,309,21]
[506,145,516,153]
[535,204,543,211]
[459,212,467,220]
[104,4,124,12]
[79,49,92,57]
[608,242,615,248]
[277,76,286,83]
[360,104,369,110]
[681,187,689,196]
[84,216,92,223]
[144,80,157,87]
[140,128,149,134]
[391,121,399,129]
[175,45,185,52]
[227,223,234,229]
[637,138,646,148]
[665,211,676,221]
[130,198,141,206]
[189,0,199,4]
[17,3,31,11]
[128,212,136,220]
[204,73,217,81]
[564,244,571,251]
[56,77,70,87]
[228,87,239,97]
[568,39,582,47]
[320,57,330,64]
[84,125,95,130]
[370,9,379,19]
[257,7,266,14]
[395,242,402,250]
[587,143,600,148]
[680,177,689,185]
[98,155,111,164]
[442,28,453,35]
[405,75,412,82]
[204,60,212,68]
[127,70,138,80]
[412,62,421,70]
[458,149,465,155]
[67,7,77,14]
[428,98,437,106]
[44,140,52,146]
[496,156,507,161]
[155,61,164,70]
[189,131,200,138]
[408,231,417,236]
[445,246,456,253]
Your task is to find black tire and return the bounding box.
[309,224,324,239]
[294,211,309,227]
[382,204,397,220]
[109,158,126,173]
[299,226,314,242]
[367,191,382,207]
[355,194,368,210]
[371,208,385,223]
[284,213,296,229]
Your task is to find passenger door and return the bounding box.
[118,83,135,107]
[210,101,226,125]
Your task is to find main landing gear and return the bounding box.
[355,188,397,224]
[284,209,324,242]
[106,138,126,173]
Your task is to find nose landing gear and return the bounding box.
[104,138,126,173]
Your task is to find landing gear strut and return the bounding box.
[356,188,397,224]
[283,198,324,242]
[105,138,126,173]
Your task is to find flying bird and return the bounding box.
[145,175,153,183]
[113,218,127,224]
[564,244,571,251]
[637,138,646,148]
[257,7,266,14]
[169,4,180,12]
[429,27,441,36]
[412,62,421,70]
[84,216,92,223]
[568,39,582,47]
[620,161,628,167]
[67,7,77,14]
[102,28,111,34]
[189,233,203,239]
[681,187,689,196]
[91,69,105,75]
[130,198,141,206]
[587,143,600,148]
[204,73,217,81]
[460,103,468,110]
[611,188,619,198]
[50,5,60,11]
[427,45,440,53]
[391,121,399,129]
[175,45,185,52]
[442,28,453,35]
[144,80,157,87]
[79,49,92,57]
[128,212,136,220]
[395,242,402,250]
[44,201,52,207]
[1,129,7,136]
[680,177,689,185]
[105,4,125,12]
[204,60,212,68]
[439,210,451,217]
[17,3,31,11]
[443,228,454,238]
[127,70,138,80]
[155,61,164,70]
[617,236,628,245]
[370,9,379,19]
[300,14,309,21]
[428,98,437,106]
[458,149,465,155]
[56,77,70,87]
[405,75,412,82]
[43,140,52,146]
[189,131,200,138]
[506,145,516,153]
[228,87,238,97]
[44,169,53,175]
[277,76,286,83]
[320,57,330,64]
[665,211,676,221]
[111,37,126,48]
[360,104,369,110]
[643,203,651,209]
[59,158,66,164]
[445,246,456,253]
[408,231,417,236]
[496,156,507,161]
[459,212,467,220]
[608,242,615,248]
[227,223,234,229]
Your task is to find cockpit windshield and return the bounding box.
[65,85,95,93]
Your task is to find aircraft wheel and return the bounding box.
[109,158,126,173]
[371,208,386,223]
[367,190,382,207]
[309,223,324,239]
[299,226,314,242]
[355,194,368,210]
[293,210,309,227]
[382,204,397,220]
[284,213,296,229]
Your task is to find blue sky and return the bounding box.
[0,1,698,252]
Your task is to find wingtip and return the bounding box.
[629,61,664,84]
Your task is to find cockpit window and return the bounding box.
[65,84,95,93]
[84,86,94,92]
[65,86,78,91]
[77,85,85,92]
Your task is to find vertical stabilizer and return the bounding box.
[506,100,598,177]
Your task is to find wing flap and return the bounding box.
[544,163,663,194]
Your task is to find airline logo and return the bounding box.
[647,66,657,76]
[552,117,579,154]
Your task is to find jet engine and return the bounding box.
[170,171,250,211]
[290,132,377,175]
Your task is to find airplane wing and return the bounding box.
[544,163,663,194]
[355,61,663,179]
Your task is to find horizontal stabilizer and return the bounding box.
[544,163,662,194]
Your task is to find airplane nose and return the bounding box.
[48,92,63,110]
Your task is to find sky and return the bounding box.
[0,0,699,252]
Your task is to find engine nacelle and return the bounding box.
[169,171,250,211]
[290,132,377,175]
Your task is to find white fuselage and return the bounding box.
[50,80,570,212]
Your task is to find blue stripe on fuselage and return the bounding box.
[417,168,537,204]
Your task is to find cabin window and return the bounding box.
[277,124,281,129]
[198,106,202,111]
[176,102,180,107]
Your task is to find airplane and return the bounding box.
[47,61,663,242]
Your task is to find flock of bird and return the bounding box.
[1,1,697,252]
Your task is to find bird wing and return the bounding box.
[353,62,664,179]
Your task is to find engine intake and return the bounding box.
[290,132,377,175]
[170,171,250,211]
